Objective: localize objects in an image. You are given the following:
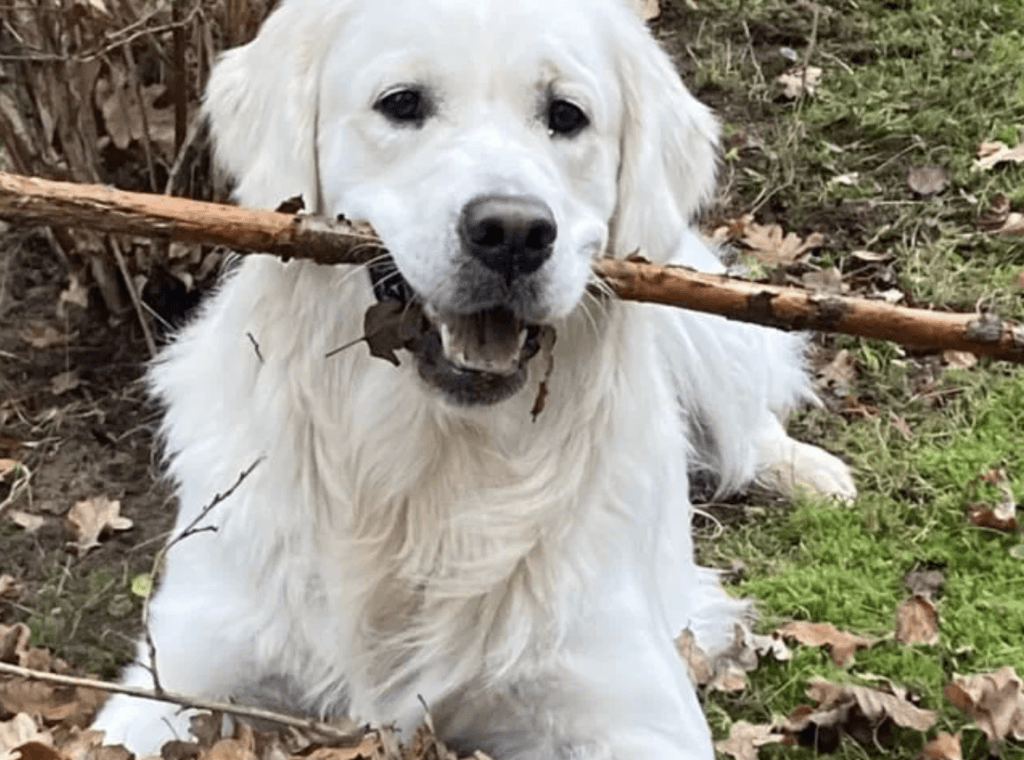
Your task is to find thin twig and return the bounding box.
[140,459,262,692]
[109,237,156,357]
[0,661,365,745]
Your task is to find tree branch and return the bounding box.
[2,171,1022,362]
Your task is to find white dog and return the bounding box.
[93,0,855,757]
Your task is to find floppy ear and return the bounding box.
[203,1,350,211]
[611,15,719,262]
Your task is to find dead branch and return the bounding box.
[0,660,364,745]
[1,171,1022,363]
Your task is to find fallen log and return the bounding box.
[1,171,1022,363]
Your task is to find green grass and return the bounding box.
[669,0,1024,757]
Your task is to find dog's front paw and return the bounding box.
[756,437,856,503]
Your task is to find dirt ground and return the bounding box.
[0,226,175,678]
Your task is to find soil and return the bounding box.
[0,227,175,678]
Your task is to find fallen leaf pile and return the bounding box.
[0,623,105,727]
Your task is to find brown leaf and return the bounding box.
[19,324,67,350]
[817,350,858,395]
[8,510,47,534]
[50,371,81,396]
[907,166,949,196]
[65,496,133,556]
[0,459,21,481]
[362,301,428,367]
[801,267,846,295]
[715,721,783,760]
[674,629,714,686]
[966,502,1017,532]
[805,679,936,731]
[776,621,876,667]
[0,714,51,760]
[0,679,104,725]
[894,594,938,644]
[974,141,1024,171]
[942,350,978,369]
[0,576,21,600]
[11,742,65,760]
[745,224,824,265]
[918,732,962,760]
[777,66,823,98]
[94,62,179,160]
[945,667,1024,752]
[0,623,30,663]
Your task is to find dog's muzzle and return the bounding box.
[368,195,555,406]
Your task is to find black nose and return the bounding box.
[458,195,557,279]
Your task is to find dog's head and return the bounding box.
[205,0,718,405]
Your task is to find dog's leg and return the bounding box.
[91,562,259,755]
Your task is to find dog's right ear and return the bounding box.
[203,2,349,211]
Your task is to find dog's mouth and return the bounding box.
[369,259,544,406]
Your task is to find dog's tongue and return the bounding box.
[438,307,525,375]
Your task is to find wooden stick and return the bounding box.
[2,171,1022,362]
[0,660,364,745]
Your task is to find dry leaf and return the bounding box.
[942,351,978,369]
[0,459,22,481]
[907,166,949,196]
[776,620,876,667]
[715,721,783,760]
[966,500,1017,532]
[918,732,962,760]
[0,714,51,760]
[850,249,890,262]
[805,679,936,731]
[0,623,30,662]
[777,66,823,98]
[7,510,46,534]
[894,594,938,645]
[66,496,133,556]
[675,629,714,686]
[945,667,1024,752]
[50,371,81,396]
[978,194,1024,236]
[830,172,860,186]
[19,324,67,349]
[0,575,21,600]
[361,301,428,367]
[57,275,89,316]
[94,62,179,160]
[801,268,846,295]
[632,0,660,20]
[817,349,858,395]
[745,224,824,265]
[974,141,1024,171]
[904,569,944,598]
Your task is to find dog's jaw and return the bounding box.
[369,259,545,405]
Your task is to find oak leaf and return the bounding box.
[776,621,876,667]
[945,667,1024,753]
[66,496,133,556]
[918,732,962,760]
[715,721,783,760]
[894,594,938,645]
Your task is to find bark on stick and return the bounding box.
[2,171,1022,362]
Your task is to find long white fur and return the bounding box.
[92,0,854,757]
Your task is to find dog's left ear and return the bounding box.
[611,14,719,261]
[203,2,352,211]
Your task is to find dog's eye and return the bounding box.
[375,88,429,125]
[547,99,589,137]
